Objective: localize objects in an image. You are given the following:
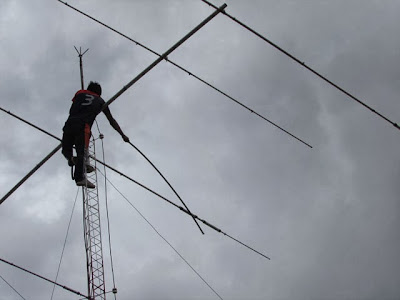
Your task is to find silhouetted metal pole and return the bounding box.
[58,0,312,148]
[59,0,311,148]
[200,0,400,133]
[103,3,227,235]
[74,46,89,89]
[0,144,62,205]
[103,3,228,110]
[0,107,271,260]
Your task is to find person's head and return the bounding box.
[87,81,102,96]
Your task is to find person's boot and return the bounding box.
[76,177,96,189]
[69,156,95,173]
[67,157,75,167]
[85,164,95,173]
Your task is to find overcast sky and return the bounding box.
[1,0,400,299]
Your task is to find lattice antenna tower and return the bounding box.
[75,46,107,300]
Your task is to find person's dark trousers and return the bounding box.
[62,120,85,182]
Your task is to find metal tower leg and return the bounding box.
[82,138,106,300]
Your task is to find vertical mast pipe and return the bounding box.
[79,53,84,89]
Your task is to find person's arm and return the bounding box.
[103,107,130,142]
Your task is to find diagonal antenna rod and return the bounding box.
[0,107,270,260]
[1,0,226,231]
[0,108,60,206]
[0,143,62,206]
[0,257,89,299]
[93,157,270,260]
[57,0,311,148]
[50,187,80,300]
[200,0,400,132]
[97,168,224,299]
[101,3,228,235]
[102,3,227,109]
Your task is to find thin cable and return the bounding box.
[200,0,400,132]
[128,141,205,234]
[56,0,311,148]
[50,187,80,300]
[95,121,118,300]
[0,257,89,299]
[0,274,26,300]
[97,169,224,300]
[76,2,229,235]
[94,158,270,260]
[0,109,270,260]
[101,2,227,111]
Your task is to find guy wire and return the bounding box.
[97,169,224,300]
[94,158,271,260]
[51,187,80,300]
[94,120,118,300]
[0,274,26,300]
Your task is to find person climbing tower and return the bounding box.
[61,81,129,188]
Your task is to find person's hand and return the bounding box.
[122,134,130,143]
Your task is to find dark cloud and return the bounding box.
[1,1,400,299]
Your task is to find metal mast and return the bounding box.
[82,140,106,300]
[72,6,227,297]
[75,46,107,300]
